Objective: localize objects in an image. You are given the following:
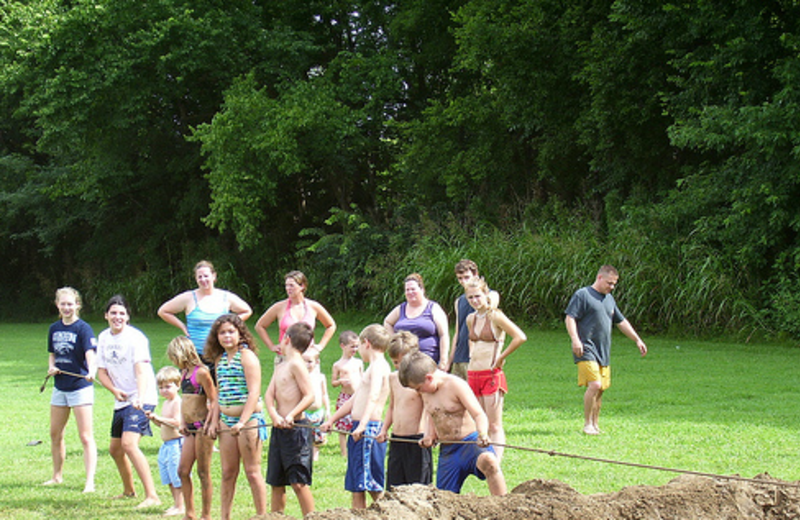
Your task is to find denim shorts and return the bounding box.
[50,385,94,407]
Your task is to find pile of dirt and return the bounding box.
[298,473,800,520]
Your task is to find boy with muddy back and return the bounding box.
[399,351,506,496]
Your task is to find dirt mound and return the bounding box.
[298,473,800,520]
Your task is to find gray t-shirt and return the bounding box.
[565,286,625,366]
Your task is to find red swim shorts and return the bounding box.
[467,368,508,397]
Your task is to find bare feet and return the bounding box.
[583,425,600,435]
[136,497,162,509]
[163,505,185,516]
[42,478,63,486]
[82,483,95,493]
[112,492,137,499]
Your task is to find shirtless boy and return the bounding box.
[264,322,316,516]
[377,331,432,487]
[147,366,184,516]
[399,351,506,496]
[322,324,391,509]
[331,330,363,457]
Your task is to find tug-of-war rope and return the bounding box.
[220,421,800,490]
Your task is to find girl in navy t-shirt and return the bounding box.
[45,287,98,493]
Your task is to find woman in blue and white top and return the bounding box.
[158,260,252,359]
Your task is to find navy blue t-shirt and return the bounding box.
[48,319,97,392]
[453,294,474,364]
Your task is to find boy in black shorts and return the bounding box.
[264,322,317,516]
[377,331,432,487]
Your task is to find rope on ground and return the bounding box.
[493,441,800,490]
[219,421,800,490]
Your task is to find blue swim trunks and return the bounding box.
[437,431,496,493]
[158,437,183,487]
[344,420,386,493]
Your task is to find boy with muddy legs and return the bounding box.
[166,336,216,520]
[331,330,363,457]
[399,351,506,496]
[377,331,432,487]
[265,322,317,516]
[322,324,391,509]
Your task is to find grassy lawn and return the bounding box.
[1,318,799,519]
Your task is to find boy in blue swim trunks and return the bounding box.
[399,351,506,496]
[322,324,392,509]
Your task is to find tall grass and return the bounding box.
[2,319,799,519]
[362,216,762,337]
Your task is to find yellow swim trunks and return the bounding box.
[577,361,611,390]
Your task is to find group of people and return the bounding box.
[44,259,647,518]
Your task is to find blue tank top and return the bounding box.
[395,301,441,363]
[453,295,474,364]
[186,291,229,355]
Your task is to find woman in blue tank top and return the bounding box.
[384,273,450,367]
[158,260,253,356]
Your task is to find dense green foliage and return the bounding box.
[2,0,800,337]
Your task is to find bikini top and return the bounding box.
[181,365,204,396]
[469,312,502,367]
[278,299,316,342]
[469,312,497,342]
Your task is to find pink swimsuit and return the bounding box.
[278,299,316,342]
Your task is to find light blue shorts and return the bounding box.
[158,437,184,487]
[50,385,94,407]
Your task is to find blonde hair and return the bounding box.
[156,366,181,386]
[167,336,203,370]
[359,324,391,352]
[54,287,82,317]
[465,277,489,294]
[388,330,419,360]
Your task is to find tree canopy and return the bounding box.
[2,0,800,336]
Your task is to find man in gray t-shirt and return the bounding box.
[565,265,647,435]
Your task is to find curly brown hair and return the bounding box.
[203,313,257,364]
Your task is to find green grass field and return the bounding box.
[1,318,799,519]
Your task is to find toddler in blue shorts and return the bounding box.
[147,366,185,516]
